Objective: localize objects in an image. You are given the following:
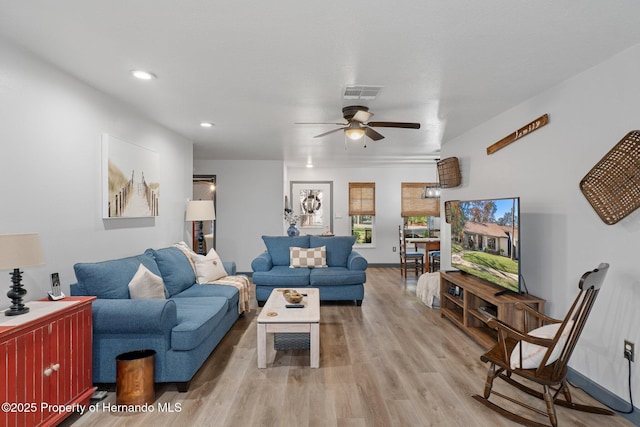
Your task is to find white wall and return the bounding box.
[441,42,640,402]
[287,164,439,264]
[192,160,439,270]
[193,159,284,272]
[0,37,193,308]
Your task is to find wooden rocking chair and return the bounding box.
[473,263,614,427]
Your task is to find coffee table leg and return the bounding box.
[257,322,267,368]
[310,323,320,368]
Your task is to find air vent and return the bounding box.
[343,85,383,100]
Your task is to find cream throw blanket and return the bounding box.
[174,242,250,314]
[204,275,250,314]
[416,272,440,308]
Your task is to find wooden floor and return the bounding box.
[61,268,634,427]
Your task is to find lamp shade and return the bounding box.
[0,233,45,270]
[186,200,216,221]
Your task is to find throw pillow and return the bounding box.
[192,248,228,283]
[128,264,166,299]
[510,320,574,369]
[290,246,328,268]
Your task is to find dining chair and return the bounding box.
[398,225,424,277]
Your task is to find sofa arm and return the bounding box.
[347,251,368,271]
[92,299,177,334]
[223,261,236,276]
[251,252,273,272]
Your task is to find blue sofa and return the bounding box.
[251,235,368,305]
[70,246,241,392]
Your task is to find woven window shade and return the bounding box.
[349,182,375,216]
[401,183,440,217]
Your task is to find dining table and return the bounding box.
[405,237,440,271]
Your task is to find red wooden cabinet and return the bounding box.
[1,297,95,427]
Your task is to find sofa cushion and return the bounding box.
[171,297,229,351]
[174,283,240,308]
[262,235,310,266]
[252,266,310,287]
[310,267,367,286]
[310,235,356,267]
[145,247,196,297]
[128,264,167,299]
[74,254,162,299]
[290,246,327,268]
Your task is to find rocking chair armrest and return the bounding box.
[487,317,555,348]
[516,302,562,325]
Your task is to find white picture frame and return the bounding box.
[290,181,333,235]
[102,133,160,218]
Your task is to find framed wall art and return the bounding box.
[102,133,160,218]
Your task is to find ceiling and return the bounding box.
[2,1,640,168]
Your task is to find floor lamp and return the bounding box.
[0,233,44,316]
[186,200,216,255]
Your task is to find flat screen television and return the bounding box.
[449,197,521,294]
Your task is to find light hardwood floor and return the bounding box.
[61,268,635,427]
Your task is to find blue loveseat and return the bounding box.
[70,246,242,392]
[251,235,368,305]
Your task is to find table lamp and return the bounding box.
[186,200,216,255]
[0,233,44,316]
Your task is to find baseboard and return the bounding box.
[567,368,639,425]
[366,263,398,268]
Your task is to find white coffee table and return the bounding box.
[257,288,320,368]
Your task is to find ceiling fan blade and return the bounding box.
[352,110,373,123]
[295,122,348,125]
[365,127,385,141]
[367,121,421,129]
[313,127,346,138]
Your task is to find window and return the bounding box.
[401,182,440,238]
[349,182,375,246]
[488,237,496,251]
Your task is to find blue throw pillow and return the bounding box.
[145,247,196,297]
[262,235,310,266]
[74,254,161,299]
[310,235,356,268]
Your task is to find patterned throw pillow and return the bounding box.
[289,246,327,268]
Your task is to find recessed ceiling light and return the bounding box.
[200,122,214,128]
[306,163,314,168]
[130,70,157,80]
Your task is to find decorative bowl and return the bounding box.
[283,290,303,304]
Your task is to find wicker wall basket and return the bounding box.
[579,130,640,225]
[437,157,461,188]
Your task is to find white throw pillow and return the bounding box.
[510,320,574,370]
[289,246,328,268]
[192,248,228,283]
[128,264,166,299]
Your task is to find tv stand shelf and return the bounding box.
[440,271,545,349]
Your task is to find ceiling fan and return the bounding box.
[296,105,420,141]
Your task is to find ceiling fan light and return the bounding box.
[345,128,365,140]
